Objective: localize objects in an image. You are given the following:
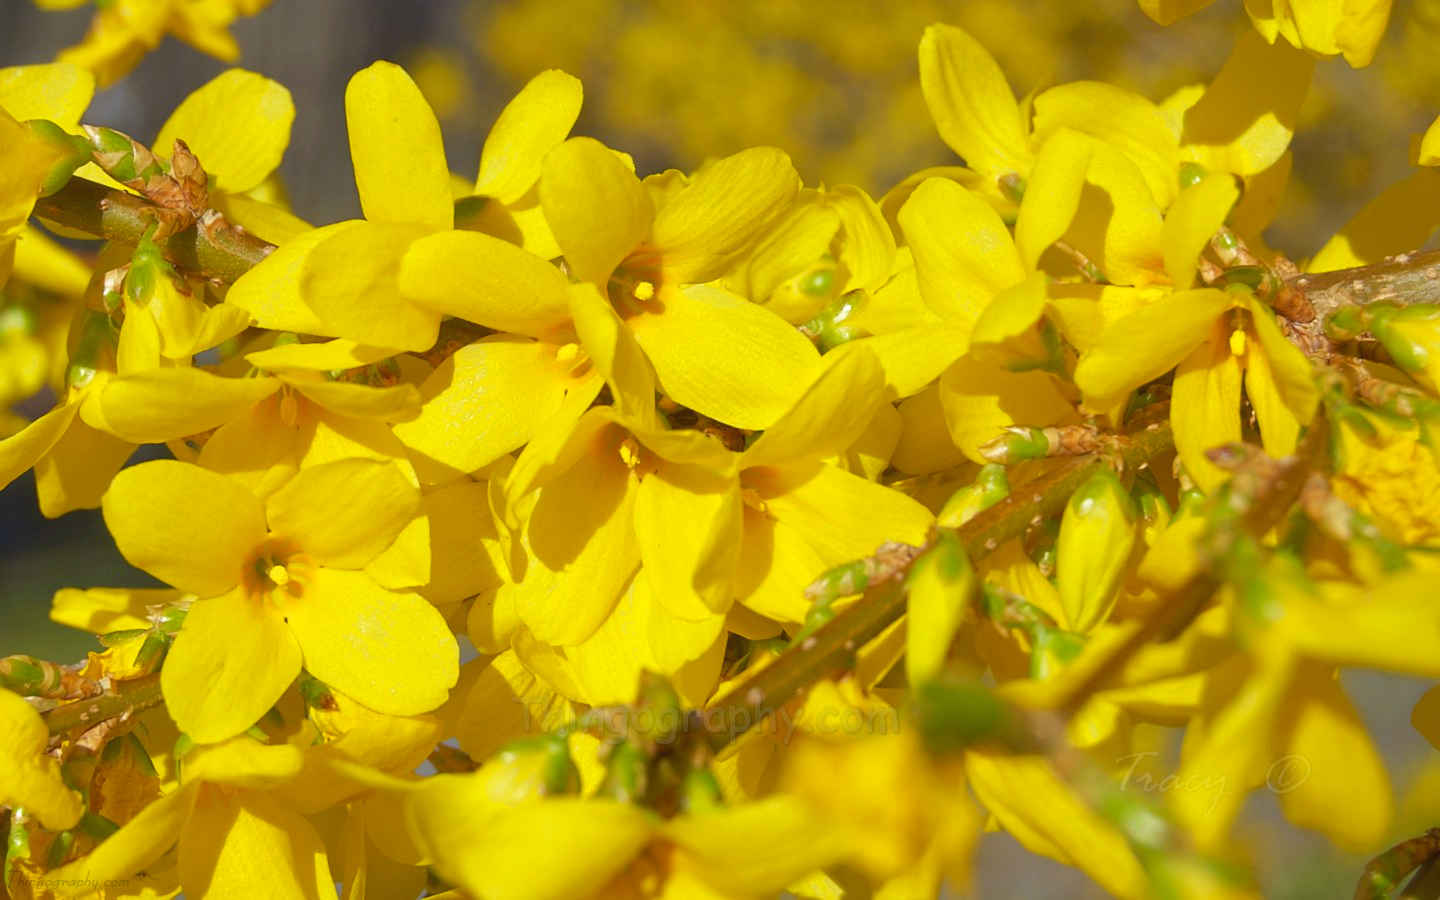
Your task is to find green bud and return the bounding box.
[680,768,725,814]
[799,267,835,297]
[490,733,581,798]
[1178,162,1207,190]
[5,810,32,886]
[998,172,1027,204]
[78,812,120,841]
[598,740,648,804]
[1029,625,1086,681]
[45,827,75,869]
[155,605,187,634]
[979,425,1050,463]
[1370,304,1440,376]
[0,655,49,695]
[23,119,93,197]
[298,672,336,710]
[1132,473,1172,546]
[802,291,867,352]
[905,530,977,686]
[1324,305,1371,342]
[912,677,1011,754]
[1055,468,1138,633]
[937,463,1010,528]
[130,632,170,674]
[97,627,149,647]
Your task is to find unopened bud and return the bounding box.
[597,739,648,804]
[1056,468,1137,632]
[23,119,93,197]
[1369,304,1440,384]
[905,530,976,686]
[937,463,1010,527]
[478,734,580,804]
[978,425,1051,463]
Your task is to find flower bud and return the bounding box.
[905,530,976,686]
[22,119,93,198]
[1056,468,1138,632]
[937,463,1009,528]
[1369,304,1440,387]
[477,734,581,805]
[597,739,648,804]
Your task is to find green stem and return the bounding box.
[32,178,274,284]
[704,420,1174,751]
[40,674,162,736]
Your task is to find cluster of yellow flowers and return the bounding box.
[3,0,1440,897]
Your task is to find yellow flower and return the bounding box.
[404,772,842,900]
[45,736,336,898]
[1332,412,1440,545]
[101,458,456,742]
[41,0,274,88]
[1138,0,1392,67]
[1073,289,1319,491]
[0,688,85,831]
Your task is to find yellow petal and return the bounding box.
[628,284,819,430]
[651,147,800,284]
[938,356,1077,463]
[0,62,93,128]
[1275,662,1391,852]
[225,221,347,335]
[51,586,184,634]
[1181,30,1314,176]
[850,324,971,400]
[183,736,306,789]
[516,436,639,645]
[282,568,457,716]
[917,24,1028,179]
[760,463,934,568]
[663,797,847,895]
[88,368,279,443]
[154,68,294,193]
[898,177,1022,324]
[393,337,585,474]
[732,199,840,304]
[1063,140,1166,286]
[301,221,439,352]
[162,588,301,743]
[46,786,197,887]
[422,480,506,605]
[1171,328,1244,493]
[408,796,653,900]
[541,136,654,287]
[634,464,743,618]
[1073,288,1230,409]
[476,69,582,203]
[180,791,336,900]
[285,378,421,421]
[266,459,419,568]
[0,688,85,830]
[557,574,726,705]
[1308,168,1440,272]
[1173,648,1293,850]
[1137,0,1219,25]
[103,460,264,597]
[398,229,574,338]
[1163,173,1240,288]
[735,509,828,623]
[569,282,658,424]
[965,750,1147,899]
[0,402,76,495]
[830,184,896,295]
[1242,295,1318,450]
[1244,338,1301,458]
[13,225,90,297]
[33,413,132,517]
[345,61,453,228]
[215,192,312,245]
[245,339,395,372]
[743,344,886,469]
[1422,115,1440,167]
[1015,129,1093,273]
[1032,81,1179,209]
